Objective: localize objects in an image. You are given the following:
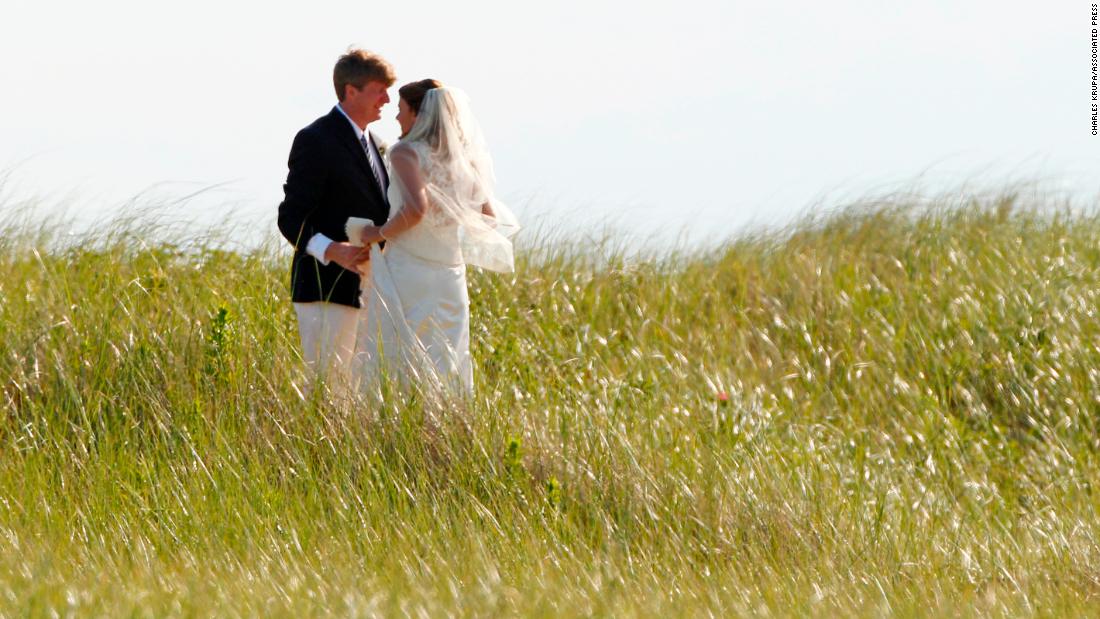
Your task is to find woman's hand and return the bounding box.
[359,225,386,245]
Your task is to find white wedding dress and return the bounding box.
[352,87,519,396]
[357,180,473,392]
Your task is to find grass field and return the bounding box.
[2,188,1100,616]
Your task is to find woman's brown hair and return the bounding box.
[398,78,444,114]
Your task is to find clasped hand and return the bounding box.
[324,242,370,272]
[359,225,385,246]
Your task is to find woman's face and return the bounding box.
[396,98,417,137]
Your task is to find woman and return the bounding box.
[351,81,519,394]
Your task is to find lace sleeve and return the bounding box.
[379,144,427,240]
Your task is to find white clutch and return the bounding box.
[345,217,376,247]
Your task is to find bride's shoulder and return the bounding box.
[392,141,429,157]
[389,142,430,168]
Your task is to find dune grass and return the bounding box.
[2,188,1100,616]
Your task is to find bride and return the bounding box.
[351,80,519,394]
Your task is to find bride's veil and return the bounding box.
[388,87,520,272]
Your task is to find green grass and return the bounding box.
[3,188,1100,616]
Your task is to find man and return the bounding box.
[277,49,395,388]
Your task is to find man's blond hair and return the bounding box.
[333,49,396,100]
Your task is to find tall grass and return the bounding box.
[2,188,1100,616]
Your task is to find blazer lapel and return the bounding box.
[327,108,374,179]
[326,109,388,206]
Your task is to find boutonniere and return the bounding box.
[376,141,388,158]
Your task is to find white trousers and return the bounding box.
[293,260,372,396]
[293,301,360,387]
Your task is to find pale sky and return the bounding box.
[0,0,1094,248]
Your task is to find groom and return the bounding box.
[277,48,395,383]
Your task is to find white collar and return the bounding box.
[334,104,369,142]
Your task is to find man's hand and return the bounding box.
[324,242,370,272]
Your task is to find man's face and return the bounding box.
[346,80,391,124]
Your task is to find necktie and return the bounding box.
[360,134,388,196]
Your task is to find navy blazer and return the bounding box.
[277,107,390,308]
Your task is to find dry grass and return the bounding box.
[2,187,1099,616]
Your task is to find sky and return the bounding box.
[0,0,1095,249]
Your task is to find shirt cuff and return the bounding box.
[305,233,334,265]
